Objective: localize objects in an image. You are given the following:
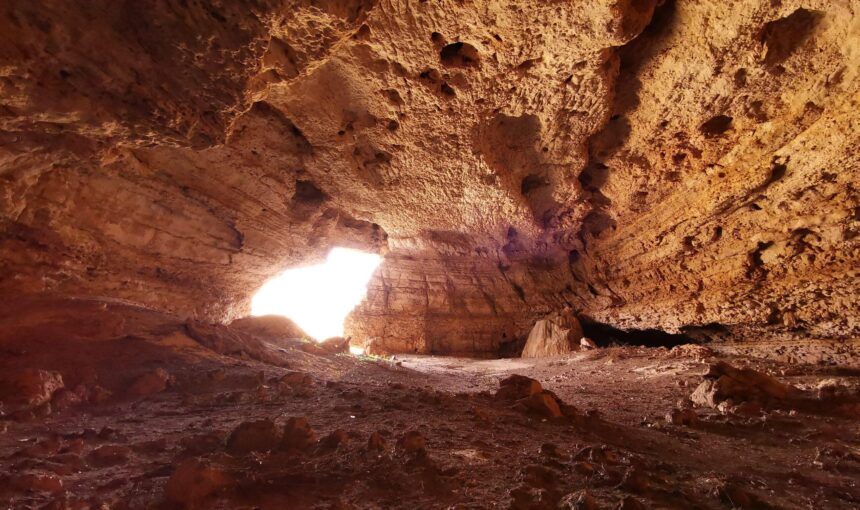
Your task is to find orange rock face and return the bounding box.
[0,0,857,354]
[0,369,64,413]
[521,310,585,358]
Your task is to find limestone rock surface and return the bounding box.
[0,0,857,353]
[521,310,585,358]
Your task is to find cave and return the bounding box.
[0,1,858,509]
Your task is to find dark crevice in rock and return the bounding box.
[439,42,480,68]
[290,180,328,220]
[521,174,549,195]
[580,317,697,348]
[757,8,823,68]
[699,115,733,138]
[759,159,787,191]
[510,282,526,301]
[680,322,733,343]
[745,240,775,279]
[497,334,528,358]
[576,0,676,254]
[292,180,327,208]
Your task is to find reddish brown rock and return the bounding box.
[495,375,543,401]
[86,445,130,468]
[17,436,61,458]
[225,419,280,455]
[319,336,350,354]
[87,385,113,404]
[616,496,647,510]
[320,429,350,450]
[559,490,599,510]
[691,361,797,408]
[496,375,566,418]
[396,430,426,454]
[127,368,170,398]
[50,388,83,411]
[714,482,767,510]
[164,458,233,506]
[518,392,564,419]
[11,473,64,494]
[228,315,306,340]
[281,417,316,452]
[665,408,699,426]
[732,401,764,417]
[0,369,64,414]
[277,371,313,390]
[668,344,715,359]
[299,342,329,355]
[521,309,585,358]
[367,432,387,451]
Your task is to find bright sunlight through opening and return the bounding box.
[250,247,381,341]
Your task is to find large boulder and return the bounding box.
[495,375,568,419]
[0,369,64,414]
[691,361,798,409]
[319,336,349,354]
[226,419,280,455]
[228,315,306,340]
[521,309,584,358]
[495,374,544,400]
[184,320,293,367]
[281,417,316,452]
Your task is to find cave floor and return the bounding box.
[1,306,859,509]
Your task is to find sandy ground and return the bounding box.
[1,300,859,509]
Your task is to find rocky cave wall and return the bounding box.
[1,0,858,353]
[577,0,860,340]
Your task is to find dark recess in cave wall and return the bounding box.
[498,335,528,358]
[580,318,698,348]
[496,318,720,359]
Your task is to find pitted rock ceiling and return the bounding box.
[1,0,858,354]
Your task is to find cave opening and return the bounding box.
[250,247,381,341]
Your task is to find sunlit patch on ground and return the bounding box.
[251,247,381,340]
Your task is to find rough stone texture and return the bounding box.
[573,1,860,342]
[0,368,64,413]
[521,309,585,358]
[229,315,306,340]
[226,419,281,454]
[0,0,388,320]
[690,360,798,409]
[346,251,572,355]
[0,298,858,508]
[1,0,858,353]
[165,458,233,506]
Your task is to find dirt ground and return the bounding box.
[1,299,859,509]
